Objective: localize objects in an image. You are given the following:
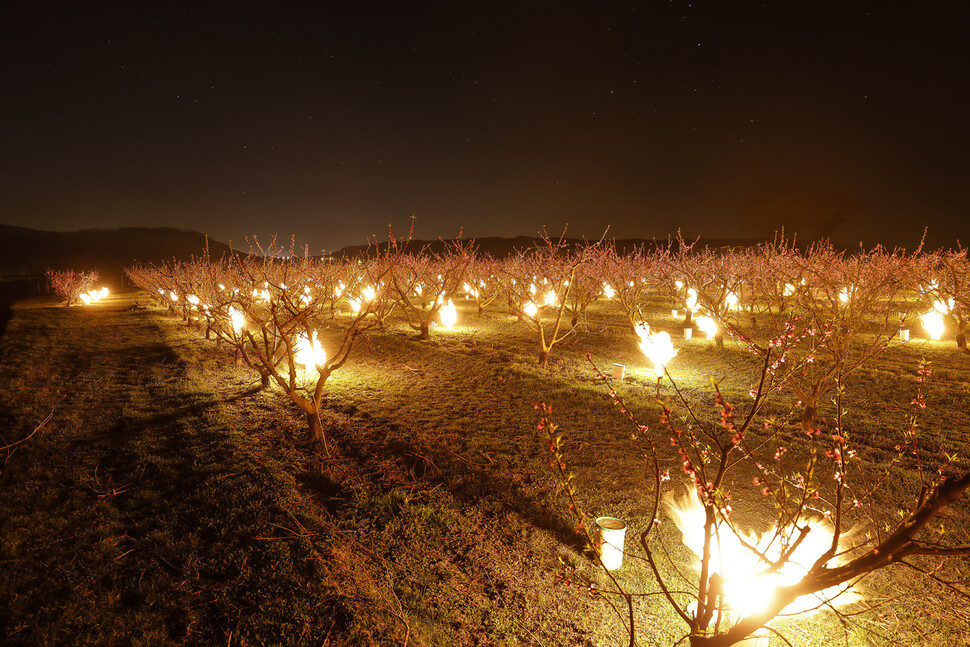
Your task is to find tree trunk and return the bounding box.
[307,410,332,457]
[260,371,270,389]
[420,321,430,339]
[957,320,967,352]
[538,349,550,367]
[478,305,484,317]
[684,310,693,325]
[570,315,578,328]
[235,347,243,366]
[802,400,818,434]
[714,331,724,349]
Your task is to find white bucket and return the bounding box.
[684,328,693,340]
[671,309,679,318]
[612,363,625,380]
[595,516,627,570]
[899,329,910,341]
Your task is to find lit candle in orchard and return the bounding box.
[603,283,615,298]
[523,302,539,318]
[543,289,557,307]
[440,299,458,329]
[635,323,677,378]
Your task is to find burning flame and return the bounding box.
[603,283,616,299]
[635,323,677,378]
[79,287,109,305]
[296,331,326,370]
[686,288,699,312]
[543,289,558,307]
[696,315,718,338]
[440,299,458,329]
[362,285,376,302]
[921,310,945,340]
[228,306,245,333]
[523,302,539,318]
[667,491,857,620]
[725,291,738,310]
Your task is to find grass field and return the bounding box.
[1,290,968,646]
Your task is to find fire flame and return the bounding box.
[228,306,245,333]
[696,315,718,338]
[635,323,677,378]
[79,287,109,305]
[440,299,458,329]
[686,288,699,312]
[921,310,945,340]
[666,491,857,621]
[296,331,327,370]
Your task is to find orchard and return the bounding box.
[117,233,970,645]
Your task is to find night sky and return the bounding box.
[2,1,969,252]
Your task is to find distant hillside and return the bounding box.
[0,225,234,288]
[335,235,765,258]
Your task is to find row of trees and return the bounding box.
[124,235,963,434]
[45,268,101,305]
[123,236,966,446]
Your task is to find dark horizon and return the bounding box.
[2,1,969,252]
